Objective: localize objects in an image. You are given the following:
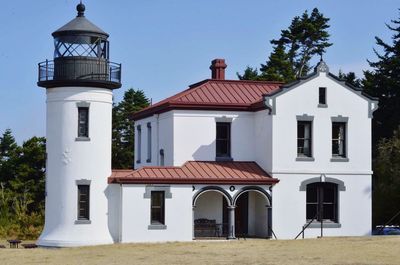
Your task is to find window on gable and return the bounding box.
[319,87,326,105]
[297,121,312,157]
[216,122,231,159]
[332,122,346,157]
[78,107,89,137]
[77,185,90,220]
[136,125,142,163]
[306,182,338,222]
[147,123,152,162]
[151,191,165,225]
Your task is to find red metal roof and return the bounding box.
[109,161,279,185]
[131,79,283,120]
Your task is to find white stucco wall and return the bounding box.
[38,87,114,247]
[248,192,268,237]
[271,72,374,174]
[172,110,256,166]
[120,184,193,243]
[272,173,372,239]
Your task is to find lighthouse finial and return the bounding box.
[77,1,85,17]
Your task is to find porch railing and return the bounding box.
[294,212,319,239]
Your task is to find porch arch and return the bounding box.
[193,186,233,207]
[233,186,271,206]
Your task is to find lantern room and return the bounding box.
[37,2,121,89]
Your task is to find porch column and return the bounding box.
[192,206,196,239]
[227,205,236,239]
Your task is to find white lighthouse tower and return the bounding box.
[37,2,121,247]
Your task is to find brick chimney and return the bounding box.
[210,59,227,80]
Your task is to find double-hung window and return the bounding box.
[216,122,231,159]
[306,182,338,223]
[151,191,165,225]
[297,121,312,157]
[332,122,346,158]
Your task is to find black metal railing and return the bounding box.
[294,212,319,239]
[38,58,121,84]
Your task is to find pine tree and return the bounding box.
[238,8,332,82]
[364,13,400,143]
[237,66,259,80]
[112,88,150,169]
[259,43,296,82]
[338,70,362,88]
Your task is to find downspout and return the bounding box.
[156,114,160,166]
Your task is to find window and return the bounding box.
[306,182,338,222]
[136,125,141,163]
[297,121,312,157]
[332,122,346,157]
[216,122,231,158]
[151,191,165,225]
[147,123,152,162]
[77,185,90,220]
[319,87,326,105]
[78,107,89,137]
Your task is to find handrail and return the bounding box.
[294,212,319,239]
[268,225,277,239]
[38,59,121,84]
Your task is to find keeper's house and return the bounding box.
[37,3,378,247]
[111,58,378,242]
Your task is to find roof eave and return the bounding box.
[108,177,280,185]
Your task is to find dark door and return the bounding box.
[235,193,248,236]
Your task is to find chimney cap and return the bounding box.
[210,58,227,80]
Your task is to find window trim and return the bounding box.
[76,102,90,141]
[331,116,349,162]
[75,179,91,224]
[146,122,152,163]
[318,87,327,107]
[296,115,314,161]
[216,122,232,160]
[150,191,166,229]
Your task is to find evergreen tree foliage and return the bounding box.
[112,88,150,169]
[237,66,259,80]
[373,127,400,226]
[338,70,362,88]
[0,130,46,239]
[364,13,400,144]
[238,8,331,82]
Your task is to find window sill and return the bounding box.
[330,157,349,162]
[215,157,233,162]
[305,222,341,229]
[318,104,328,108]
[296,157,315,162]
[148,224,167,230]
[75,219,91,225]
[75,137,90,142]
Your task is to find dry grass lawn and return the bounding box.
[0,236,399,265]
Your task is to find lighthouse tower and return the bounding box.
[37,2,121,247]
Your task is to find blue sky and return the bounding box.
[0,0,398,143]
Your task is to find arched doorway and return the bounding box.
[233,187,271,238]
[193,187,232,238]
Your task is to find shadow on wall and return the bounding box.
[105,185,119,243]
[364,185,372,199]
[192,140,216,161]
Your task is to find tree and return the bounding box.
[338,70,362,88]
[238,8,332,82]
[364,13,400,144]
[0,129,20,186]
[112,88,150,169]
[373,127,400,226]
[237,66,259,80]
